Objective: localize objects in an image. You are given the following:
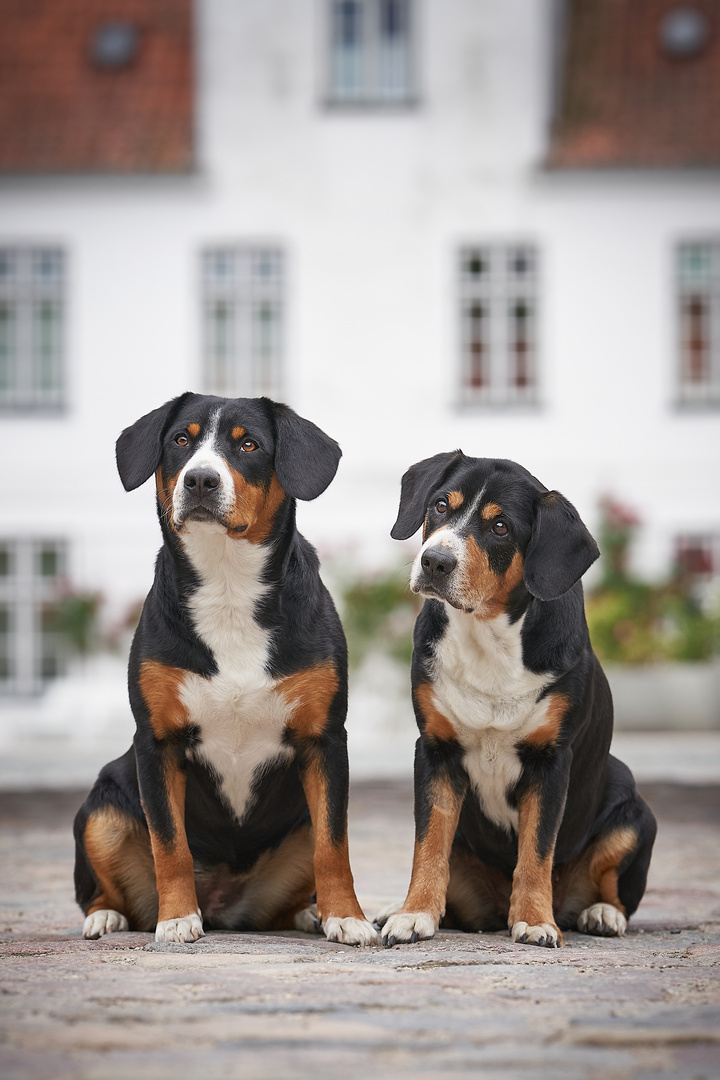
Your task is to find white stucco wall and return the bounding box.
[0,0,718,641]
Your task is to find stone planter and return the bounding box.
[606,661,720,731]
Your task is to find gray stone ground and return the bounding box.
[1,779,719,1080]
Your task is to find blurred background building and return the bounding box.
[0,0,719,777]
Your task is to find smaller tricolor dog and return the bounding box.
[379,451,656,948]
[74,393,377,946]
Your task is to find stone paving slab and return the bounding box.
[1,781,719,1080]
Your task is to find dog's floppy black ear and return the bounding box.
[270,401,342,501]
[391,451,464,540]
[116,393,194,492]
[523,491,600,601]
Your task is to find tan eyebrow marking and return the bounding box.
[447,491,464,510]
[231,426,246,440]
[481,502,502,521]
[187,423,200,437]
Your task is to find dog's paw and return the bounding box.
[323,917,380,947]
[155,912,204,943]
[381,910,437,946]
[293,903,322,935]
[372,900,403,929]
[510,921,562,948]
[83,909,129,939]
[577,903,627,937]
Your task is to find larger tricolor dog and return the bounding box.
[379,452,656,948]
[74,393,378,946]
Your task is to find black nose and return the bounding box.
[184,468,220,496]
[421,548,457,580]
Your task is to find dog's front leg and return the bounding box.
[135,735,203,944]
[296,733,379,946]
[381,734,467,945]
[508,754,571,949]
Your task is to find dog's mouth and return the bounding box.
[175,506,249,535]
[412,579,475,614]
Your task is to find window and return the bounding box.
[678,242,720,405]
[0,247,65,410]
[0,539,67,695]
[202,247,284,398]
[459,244,539,406]
[328,0,414,105]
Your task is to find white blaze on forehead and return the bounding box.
[410,487,487,593]
[173,409,236,522]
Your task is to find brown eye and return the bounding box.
[435,499,448,514]
[492,520,508,536]
[175,433,189,446]
[241,438,258,453]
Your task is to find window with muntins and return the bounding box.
[0,247,65,410]
[328,0,414,105]
[459,245,539,406]
[202,247,284,398]
[0,539,67,695]
[678,242,720,405]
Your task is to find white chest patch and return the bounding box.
[178,523,293,822]
[430,608,552,833]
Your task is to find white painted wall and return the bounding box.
[1,0,719,656]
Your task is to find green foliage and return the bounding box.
[587,496,720,664]
[339,567,420,668]
[53,590,102,654]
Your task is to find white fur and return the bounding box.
[511,920,560,948]
[83,909,129,939]
[381,911,437,944]
[155,912,205,943]
[323,917,380,946]
[293,904,321,934]
[429,607,552,833]
[178,524,293,823]
[578,903,627,937]
[172,411,236,526]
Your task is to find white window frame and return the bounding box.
[326,0,416,106]
[458,243,539,407]
[0,538,67,696]
[677,240,720,406]
[0,246,65,411]
[202,246,284,399]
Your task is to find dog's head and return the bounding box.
[116,393,341,543]
[391,452,599,617]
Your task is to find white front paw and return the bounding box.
[381,911,437,946]
[323,916,379,947]
[155,912,204,943]
[293,904,322,934]
[578,903,627,937]
[372,900,403,929]
[83,909,129,939]
[510,921,561,948]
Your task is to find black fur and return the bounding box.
[391,453,657,942]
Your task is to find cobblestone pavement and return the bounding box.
[1,781,719,1080]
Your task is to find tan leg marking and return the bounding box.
[138,661,189,739]
[509,788,562,946]
[143,761,199,925]
[404,775,464,922]
[83,806,157,931]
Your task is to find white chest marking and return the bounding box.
[179,523,293,822]
[430,608,552,833]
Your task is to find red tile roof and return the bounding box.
[0,0,193,173]
[548,0,720,168]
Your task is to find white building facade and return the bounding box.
[1,0,719,703]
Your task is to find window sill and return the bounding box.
[321,96,420,112]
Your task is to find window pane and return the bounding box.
[332,0,364,97]
[38,544,61,578]
[0,301,16,392]
[0,544,11,578]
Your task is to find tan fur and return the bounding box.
[225,469,286,542]
[144,763,200,924]
[187,423,201,437]
[138,660,189,739]
[444,845,511,930]
[83,807,158,930]
[522,693,570,749]
[481,502,502,521]
[508,788,562,942]
[414,681,458,741]
[231,426,246,440]
[447,491,464,509]
[556,826,638,923]
[282,661,340,739]
[401,776,464,923]
[463,538,524,619]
